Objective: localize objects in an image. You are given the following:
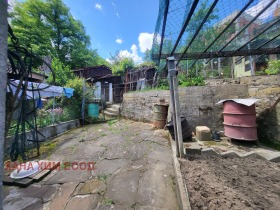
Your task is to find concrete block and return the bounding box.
[201,148,219,156]
[185,147,201,156]
[265,152,280,163]
[221,150,241,158]
[240,151,266,160]
[196,126,211,141]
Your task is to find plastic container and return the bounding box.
[88,102,99,118]
[166,117,192,142]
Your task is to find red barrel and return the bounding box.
[223,101,257,141]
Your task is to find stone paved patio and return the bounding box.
[3,119,179,210]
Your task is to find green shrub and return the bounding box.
[178,72,205,86]
[157,78,169,90]
[265,60,280,75]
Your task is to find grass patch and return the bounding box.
[102,198,115,205]
[203,141,218,147]
[107,119,119,126]
[260,140,280,151]
[40,141,58,155]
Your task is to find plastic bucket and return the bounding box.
[88,103,99,118]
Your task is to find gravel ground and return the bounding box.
[180,156,280,210]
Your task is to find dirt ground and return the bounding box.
[180,156,280,210]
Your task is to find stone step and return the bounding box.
[111,104,120,110]
[104,110,118,119]
[106,107,119,115]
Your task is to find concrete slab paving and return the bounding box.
[48,182,79,210]
[106,170,140,206]
[3,119,179,210]
[78,178,106,195]
[64,194,100,210]
[93,158,130,176]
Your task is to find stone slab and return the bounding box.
[221,150,241,158]
[94,159,129,176]
[79,178,106,195]
[48,182,79,210]
[137,168,177,209]
[64,194,100,210]
[106,170,140,206]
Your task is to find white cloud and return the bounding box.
[116,38,123,44]
[138,33,154,53]
[246,0,280,20]
[119,44,142,64]
[95,3,102,10]
[106,58,113,64]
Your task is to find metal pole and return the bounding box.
[52,92,55,125]
[173,76,184,157]
[218,57,221,76]
[81,79,86,125]
[169,73,179,157]
[168,57,184,158]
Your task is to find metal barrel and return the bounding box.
[166,117,192,142]
[88,103,99,118]
[223,101,257,141]
[153,104,168,128]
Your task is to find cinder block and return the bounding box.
[196,126,211,141]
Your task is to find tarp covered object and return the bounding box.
[8,80,74,98]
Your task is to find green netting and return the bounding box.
[152,0,280,72]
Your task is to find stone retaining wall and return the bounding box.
[121,75,280,142]
[121,85,248,131]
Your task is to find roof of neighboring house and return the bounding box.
[8,65,48,82]
[127,66,156,74]
[74,65,112,79]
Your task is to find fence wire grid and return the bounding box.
[152,0,280,73]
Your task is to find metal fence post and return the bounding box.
[167,57,184,158]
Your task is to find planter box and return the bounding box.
[5,119,81,155]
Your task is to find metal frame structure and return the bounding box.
[152,0,280,71]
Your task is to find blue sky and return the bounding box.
[62,0,159,63]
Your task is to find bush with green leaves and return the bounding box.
[178,72,205,86]
[47,58,75,86]
[265,60,280,75]
[156,78,169,90]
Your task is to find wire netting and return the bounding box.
[152,0,280,75]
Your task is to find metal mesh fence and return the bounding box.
[152,0,280,77]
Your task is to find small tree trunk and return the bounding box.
[0,0,8,209]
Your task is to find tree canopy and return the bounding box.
[9,0,108,69]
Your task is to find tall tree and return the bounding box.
[111,55,134,76]
[10,0,105,69]
[0,0,8,208]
